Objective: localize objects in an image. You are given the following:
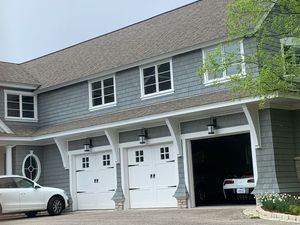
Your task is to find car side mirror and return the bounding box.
[34,184,41,189]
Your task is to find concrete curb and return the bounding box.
[244,206,300,223]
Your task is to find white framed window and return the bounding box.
[4,90,38,122]
[281,37,300,77]
[140,59,174,99]
[160,147,170,160]
[203,40,245,85]
[135,150,144,163]
[82,157,89,168]
[88,75,116,111]
[22,151,41,182]
[102,154,111,166]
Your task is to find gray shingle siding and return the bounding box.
[36,49,206,126]
[42,144,70,195]
[254,109,300,194]
[272,109,299,193]
[119,125,171,143]
[181,113,248,134]
[293,110,300,156]
[69,135,110,151]
[12,145,70,195]
[12,146,44,184]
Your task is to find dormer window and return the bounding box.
[140,60,174,99]
[203,40,245,84]
[281,37,300,77]
[4,90,37,122]
[88,75,116,111]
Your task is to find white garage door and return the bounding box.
[76,151,116,210]
[128,144,178,208]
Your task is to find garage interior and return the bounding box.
[191,133,254,206]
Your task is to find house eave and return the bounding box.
[0,95,262,144]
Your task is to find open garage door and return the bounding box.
[127,144,178,208]
[76,151,116,210]
[191,133,255,206]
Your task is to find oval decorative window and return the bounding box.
[22,151,41,182]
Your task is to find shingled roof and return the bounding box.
[0,62,39,87]
[20,0,230,91]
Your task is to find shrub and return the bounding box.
[257,193,300,215]
[289,205,300,215]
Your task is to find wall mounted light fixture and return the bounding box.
[207,117,217,134]
[139,128,148,144]
[83,138,93,152]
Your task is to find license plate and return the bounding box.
[237,188,247,194]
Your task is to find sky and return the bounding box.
[0,0,196,64]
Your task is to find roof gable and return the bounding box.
[0,62,40,87]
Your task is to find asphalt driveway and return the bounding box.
[0,205,293,225]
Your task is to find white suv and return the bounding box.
[0,175,69,217]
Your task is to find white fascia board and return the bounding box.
[253,2,276,34]
[34,37,228,94]
[0,95,261,143]
[0,119,14,134]
[0,81,39,90]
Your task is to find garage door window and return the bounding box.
[160,147,170,160]
[22,151,41,182]
[135,150,144,163]
[82,157,89,168]
[102,154,111,166]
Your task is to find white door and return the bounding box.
[13,177,45,211]
[0,177,20,213]
[76,151,116,210]
[128,144,178,208]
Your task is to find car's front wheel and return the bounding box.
[47,196,64,216]
[25,211,38,217]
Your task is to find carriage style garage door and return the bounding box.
[75,151,116,210]
[128,144,178,208]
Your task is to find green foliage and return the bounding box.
[289,205,300,215]
[257,193,300,215]
[199,0,300,102]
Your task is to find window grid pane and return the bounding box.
[143,62,172,95]
[22,96,34,118]
[91,78,115,107]
[135,150,144,163]
[102,154,111,167]
[160,147,170,160]
[6,94,36,119]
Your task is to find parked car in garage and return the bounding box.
[0,175,69,217]
[223,174,255,203]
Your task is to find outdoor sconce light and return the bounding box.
[207,117,217,134]
[139,128,148,144]
[83,138,93,152]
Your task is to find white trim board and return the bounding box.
[181,124,256,208]
[120,140,174,209]
[68,145,112,211]
[0,119,13,134]
[0,81,39,90]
